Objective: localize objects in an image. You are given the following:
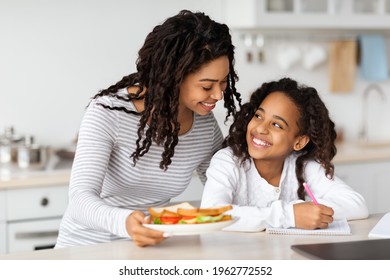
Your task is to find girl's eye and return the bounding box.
[254,113,262,119]
[203,86,212,91]
[273,122,283,129]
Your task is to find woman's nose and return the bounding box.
[210,89,224,101]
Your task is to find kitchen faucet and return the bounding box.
[359,83,386,142]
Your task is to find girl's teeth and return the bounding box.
[202,102,215,107]
[253,138,270,146]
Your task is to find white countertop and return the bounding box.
[0,214,383,260]
[334,141,390,164]
[0,160,71,190]
[0,169,70,189]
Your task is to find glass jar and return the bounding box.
[0,127,24,164]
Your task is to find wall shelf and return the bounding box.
[223,0,390,31]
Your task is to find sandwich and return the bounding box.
[147,202,233,225]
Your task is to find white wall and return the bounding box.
[2,0,390,147]
[0,0,223,147]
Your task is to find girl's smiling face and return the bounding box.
[246,91,309,162]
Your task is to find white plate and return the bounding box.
[143,218,238,236]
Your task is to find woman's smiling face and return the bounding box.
[178,56,229,116]
[246,91,306,162]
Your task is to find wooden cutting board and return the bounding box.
[328,40,357,93]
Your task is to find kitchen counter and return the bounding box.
[334,141,390,164]
[0,159,71,190]
[0,169,70,190]
[0,214,383,260]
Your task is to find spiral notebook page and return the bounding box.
[368,212,390,238]
[266,219,351,235]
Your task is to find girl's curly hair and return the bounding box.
[225,77,337,199]
[91,10,241,170]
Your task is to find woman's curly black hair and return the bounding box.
[225,77,337,200]
[91,10,241,170]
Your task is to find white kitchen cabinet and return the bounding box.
[223,0,390,30]
[335,160,390,214]
[0,184,68,254]
[0,222,6,253]
[7,218,62,253]
[5,185,68,221]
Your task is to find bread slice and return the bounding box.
[148,202,195,218]
[177,205,232,217]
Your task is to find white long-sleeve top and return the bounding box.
[201,147,369,232]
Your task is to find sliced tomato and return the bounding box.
[160,216,181,224]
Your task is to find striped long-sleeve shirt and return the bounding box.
[55,89,223,247]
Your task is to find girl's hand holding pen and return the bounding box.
[293,202,334,230]
[125,211,167,247]
[294,181,334,229]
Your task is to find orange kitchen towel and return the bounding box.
[328,40,357,93]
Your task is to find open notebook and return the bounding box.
[266,219,351,235]
[368,212,390,238]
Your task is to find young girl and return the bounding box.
[56,10,241,248]
[201,78,368,231]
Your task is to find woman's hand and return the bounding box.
[126,211,169,247]
[293,202,334,230]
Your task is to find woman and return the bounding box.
[56,10,241,247]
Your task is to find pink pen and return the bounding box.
[303,182,318,205]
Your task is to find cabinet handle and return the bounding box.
[40,197,49,207]
[34,244,55,250]
[15,231,58,239]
